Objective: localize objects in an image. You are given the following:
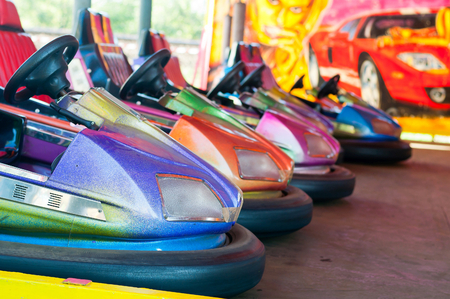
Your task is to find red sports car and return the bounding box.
[309,9,450,114]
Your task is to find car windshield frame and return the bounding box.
[357,13,436,39]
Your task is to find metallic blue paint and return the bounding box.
[336,104,401,141]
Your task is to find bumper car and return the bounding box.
[132,29,354,201]
[0,6,312,237]
[298,76,412,163]
[70,8,313,234]
[206,63,355,201]
[228,42,412,163]
[0,30,265,298]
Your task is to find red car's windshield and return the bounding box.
[358,14,436,38]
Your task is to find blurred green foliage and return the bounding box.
[13,0,206,39]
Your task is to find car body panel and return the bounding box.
[0,89,243,250]
[310,9,450,110]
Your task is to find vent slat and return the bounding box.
[12,184,28,201]
[47,193,62,209]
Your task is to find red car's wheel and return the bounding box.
[358,55,397,114]
[308,44,323,88]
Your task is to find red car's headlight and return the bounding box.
[397,52,446,72]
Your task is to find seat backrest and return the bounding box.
[228,42,279,90]
[0,0,54,103]
[75,9,133,96]
[0,0,36,87]
[138,29,188,89]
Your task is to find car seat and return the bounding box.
[0,0,52,103]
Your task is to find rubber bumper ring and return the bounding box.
[238,185,313,238]
[336,147,345,164]
[0,224,265,298]
[290,165,355,201]
[339,139,412,163]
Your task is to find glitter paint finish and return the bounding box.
[265,87,335,133]
[0,126,238,240]
[0,92,245,250]
[217,90,340,166]
[336,104,401,141]
[266,85,402,141]
[118,91,293,192]
[169,115,290,191]
[249,88,334,135]
[255,110,339,166]
[0,229,227,251]
[158,88,294,183]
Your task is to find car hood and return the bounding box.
[337,103,401,140]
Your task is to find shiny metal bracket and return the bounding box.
[0,176,106,221]
[25,120,76,147]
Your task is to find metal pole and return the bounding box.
[72,0,91,34]
[231,2,246,44]
[222,14,232,61]
[139,0,152,34]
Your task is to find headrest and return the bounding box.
[228,41,263,67]
[75,8,115,45]
[228,42,279,89]
[239,43,264,64]
[0,0,23,31]
[138,28,171,57]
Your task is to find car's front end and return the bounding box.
[294,75,412,163]
[330,100,412,163]
[373,44,450,112]
[217,89,355,201]
[153,87,313,236]
[0,87,265,298]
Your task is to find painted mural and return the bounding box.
[202,0,450,144]
[244,0,329,92]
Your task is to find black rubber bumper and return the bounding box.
[238,185,313,237]
[290,165,355,201]
[336,147,345,164]
[0,224,265,298]
[338,139,412,163]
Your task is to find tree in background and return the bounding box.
[14,0,206,40]
[15,0,72,30]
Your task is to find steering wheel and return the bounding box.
[4,35,78,105]
[206,61,245,99]
[119,49,171,100]
[239,64,265,92]
[317,74,340,99]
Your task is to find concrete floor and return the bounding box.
[236,148,450,299]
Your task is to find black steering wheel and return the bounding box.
[239,64,265,92]
[317,74,340,99]
[206,61,245,99]
[119,49,171,100]
[4,35,78,105]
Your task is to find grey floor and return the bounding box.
[235,148,450,299]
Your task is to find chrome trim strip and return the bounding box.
[0,175,106,221]
[25,120,76,147]
[0,164,48,182]
[294,165,331,175]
